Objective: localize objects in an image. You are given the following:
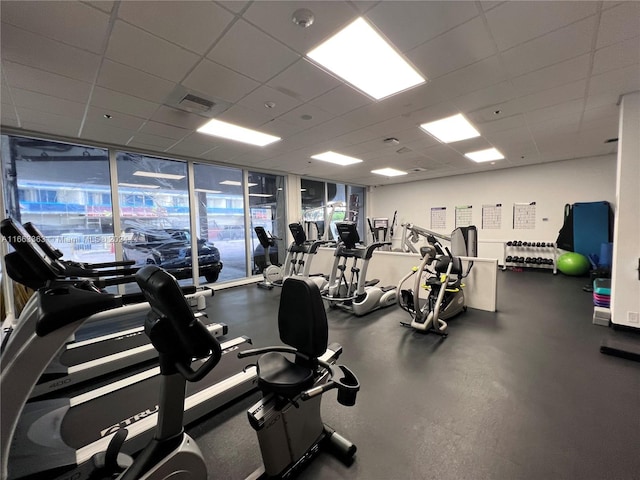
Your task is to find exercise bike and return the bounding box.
[254,226,283,289]
[322,221,397,316]
[397,226,477,336]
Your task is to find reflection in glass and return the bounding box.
[117,152,222,285]
[193,163,245,282]
[1,135,115,266]
[249,171,286,274]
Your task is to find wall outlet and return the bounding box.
[629,311,639,324]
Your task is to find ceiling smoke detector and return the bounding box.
[384,137,399,145]
[292,9,314,28]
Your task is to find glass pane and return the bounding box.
[301,178,326,241]
[117,152,222,286]
[327,182,347,241]
[347,185,366,239]
[193,163,245,282]
[248,171,286,274]
[1,135,115,265]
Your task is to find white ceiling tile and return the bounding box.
[150,106,210,130]
[366,1,480,51]
[217,104,274,129]
[596,2,640,48]
[452,81,518,113]
[472,113,527,134]
[81,120,134,145]
[97,60,177,103]
[168,141,217,159]
[254,118,306,139]
[86,106,146,131]
[511,80,587,114]
[511,54,591,96]
[139,121,191,140]
[308,85,371,116]
[20,119,80,139]
[588,64,640,98]
[278,103,336,130]
[1,105,19,126]
[407,17,496,79]
[243,1,357,55]
[83,1,115,14]
[106,21,201,83]
[15,106,82,133]
[1,24,101,82]
[480,1,505,12]
[582,103,620,124]
[525,100,584,125]
[208,19,299,82]
[585,92,621,111]
[118,1,234,55]
[529,114,581,137]
[431,55,509,98]
[592,36,640,75]
[127,133,177,150]
[11,88,86,118]
[91,86,159,119]
[579,109,620,132]
[238,86,303,118]
[486,1,598,52]
[217,1,250,14]
[183,59,260,103]
[501,17,597,77]
[3,62,93,103]
[267,59,342,103]
[1,1,110,53]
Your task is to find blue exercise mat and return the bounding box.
[572,202,611,258]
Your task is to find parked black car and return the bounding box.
[122,227,223,283]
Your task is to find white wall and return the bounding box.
[369,155,617,260]
[610,92,640,328]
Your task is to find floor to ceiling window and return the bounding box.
[192,163,245,282]
[1,135,115,266]
[249,171,286,274]
[116,152,223,285]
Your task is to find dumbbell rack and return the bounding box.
[502,241,558,274]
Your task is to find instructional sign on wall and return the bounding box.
[430,207,447,230]
[455,205,473,228]
[513,202,536,229]
[482,204,502,229]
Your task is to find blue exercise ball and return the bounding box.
[557,252,590,276]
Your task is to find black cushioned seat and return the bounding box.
[255,277,328,398]
[256,352,315,398]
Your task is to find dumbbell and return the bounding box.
[506,241,513,246]
[506,256,513,262]
[517,241,523,247]
[535,242,541,247]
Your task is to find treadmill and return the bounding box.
[0,218,226,398]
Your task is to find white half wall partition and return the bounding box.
[311,247,498,312]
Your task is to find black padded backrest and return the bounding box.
[336,222,360,249]
[278,277,328,359]
[288,222,306,246]
[434,256,463,275]
[135,265,218,360]
[254,226,271,248]
[23,222,63,260]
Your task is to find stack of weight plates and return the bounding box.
[593,278,611,308]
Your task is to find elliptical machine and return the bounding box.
[254,226,282,289]
[282,222,330,290]
[322,221,397,316]
[396,226,477,336]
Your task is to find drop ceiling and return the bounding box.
[1,1,638,186]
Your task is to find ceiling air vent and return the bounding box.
[410,167,427,172]
[179,94,215,112]
[164,85,231,118]
[396,147,412,154]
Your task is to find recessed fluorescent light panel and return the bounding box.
[465,148,505,163]
[133,171,185,180]
[248,193,273,198]
[310,151,363,166]
[420,114,480,143]
[118,182,160,189]
[307,17,426,100]
[371,168,407,177]
[197,119,281,146]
